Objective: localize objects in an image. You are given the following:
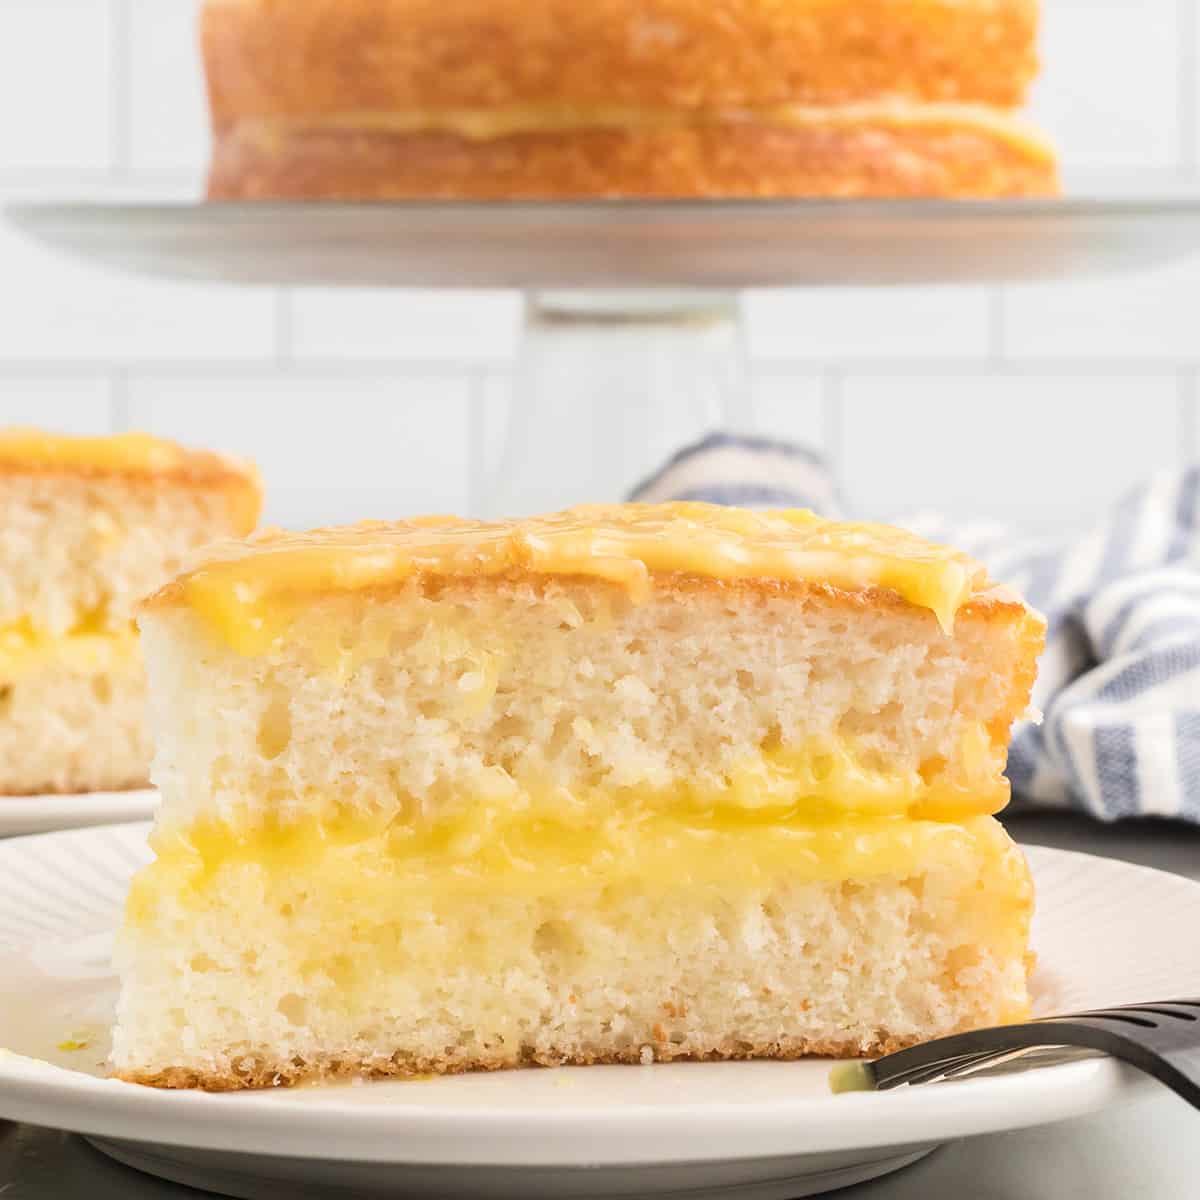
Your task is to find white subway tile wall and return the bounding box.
[839,372,1183,528]
[0,223,278,363]
[1029,0,1182,170]
[0,0,113,170]
[127,0,210,174]
[0,0,1195,530]
[0,379,113,432]
[289,291,523,364]
[126,376,473,525]
[742,287,994,363]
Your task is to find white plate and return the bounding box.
[0,826,1196,1200]
[0,789,157,838]
[8,197,1200,288]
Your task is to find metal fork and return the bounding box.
[833,1000,1200,1107]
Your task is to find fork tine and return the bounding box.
[1102,1005,1200,1022]
[1037,1010,1156,1028]
[934,1045,1080,1081]
[873,1049,1004,1090]
[860,999,1200,1099]
[875,1041,1104,1090]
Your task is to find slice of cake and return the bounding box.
[202,0,1058,199]
[113,503,1043,1090]
[0,429,261,795]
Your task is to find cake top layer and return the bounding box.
[202,0,1041,116]
[146,502,1000,647]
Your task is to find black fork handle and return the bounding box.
[872,1017,1200,1109]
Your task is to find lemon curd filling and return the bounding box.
[0,617,139,678]
[126,725,1010,925]
[122,806,1029,1019]
[722,728,1007,822]
[163,502,991,654]
[127,805,1016,929]
[245,101,1055,158]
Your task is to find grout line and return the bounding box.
[1179,0,1199,179]
[727,292,753,431]
[482,365,513,385]
[0,169,200,192]
[821,368,843,469]
[273,291,294,365]
[0,362,507,380]
[741,367,762,433]
[0,358,1194,381]
[718,358,1195,377]
[1180,369,1199,461]
[108,0,134,179]
[108,370,131,431]
[985,288,1007,365]
[466,370,488,517]
[0,358,1195,379]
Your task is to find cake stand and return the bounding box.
[10,195,1200,516]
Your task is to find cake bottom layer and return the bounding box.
[112,815,1032,1090]
[209,115,1058,200]
[0,639,149,794]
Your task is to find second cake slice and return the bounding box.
[0,429,261,795]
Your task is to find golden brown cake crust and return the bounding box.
[142,563,1036,625]
[202,0,1041,117]
[208,116,1057,200]
[117,1032,950,1091]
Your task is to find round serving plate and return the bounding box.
[0,789,157,838]
[0,826,1195,1200]
[7,197,1200,288]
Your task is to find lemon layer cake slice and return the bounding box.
[0,429,261,795]
[113,503,1043,1090]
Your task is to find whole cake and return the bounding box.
[202,0,1058,199]
[112,503,1043,1089]
[0,430,261,795]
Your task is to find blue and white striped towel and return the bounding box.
[631,433,1200,824]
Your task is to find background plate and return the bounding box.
[0,790,157,838]
[0,828,1194,1197]
[8,198,1200,288]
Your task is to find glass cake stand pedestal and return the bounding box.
[491,288,745,515]
[10,195,1200,518]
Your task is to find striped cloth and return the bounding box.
[631,433,1200,823]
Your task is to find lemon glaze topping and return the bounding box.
[152,502,991,653]
[0,428,190,473]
